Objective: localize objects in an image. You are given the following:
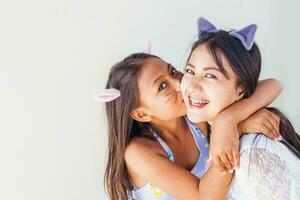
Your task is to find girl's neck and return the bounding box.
[151,117,188,142]
[195,121,209,136]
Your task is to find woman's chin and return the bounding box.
[186,111,206,123]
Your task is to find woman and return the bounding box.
[181,17,300,199]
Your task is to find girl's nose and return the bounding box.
[173,79,182,92]
[172,71,184,92]
[175,71,184,82]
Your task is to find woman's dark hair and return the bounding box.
[187,31,300,158]
[104,53,159,200]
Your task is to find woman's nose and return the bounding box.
[189,77,203,92]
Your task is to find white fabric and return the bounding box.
[228,134,300,200]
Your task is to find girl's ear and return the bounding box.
[236,85,245,101]
[131,107,152,122]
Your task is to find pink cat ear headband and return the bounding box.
[94,41,152,102]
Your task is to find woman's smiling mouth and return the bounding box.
[188,96,209,108]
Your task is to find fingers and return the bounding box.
[219,153,233,172]
[264,120,279,140]
[227,149,235,169]
[232,148,240,169]
[213,156,227,173]
[267,112,281,137]
[217,150,239,173]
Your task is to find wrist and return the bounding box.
[215,111,238,125]
[237,123,244,137]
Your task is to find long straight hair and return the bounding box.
[187,31,300,158]
[104,53,159,200]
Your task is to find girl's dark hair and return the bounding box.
[188,31,300,158]
[104,53,159,200]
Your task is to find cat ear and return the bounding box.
[229,24,257,50]
[144,40,151,54]
[93,88,121,102]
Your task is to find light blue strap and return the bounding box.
[184,117,210,176]
[150,129,175,162]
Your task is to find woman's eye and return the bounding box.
[205,73,216,78]
[159,82,167,91]
[185,68,195,75]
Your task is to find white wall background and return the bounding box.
[0,0,299,199]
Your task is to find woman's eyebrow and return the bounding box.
[187,63,220,72]
[186,63,196,68]
[202,67,221,72]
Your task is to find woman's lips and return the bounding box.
[188,96,209,109]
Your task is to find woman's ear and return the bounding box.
[236,85,245,101]
[131,107,152,122]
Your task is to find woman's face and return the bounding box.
[136,58,187,121]
[181,43,244,123]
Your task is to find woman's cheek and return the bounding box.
[180,75,189,95]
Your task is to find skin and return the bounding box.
[131,58,205,173]
[125,57,281,199]
[181,44,244,124]
[181,43,279,148]
[126,58,232,199]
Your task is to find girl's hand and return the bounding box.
[210,115,240,174]
[238,108,281,140]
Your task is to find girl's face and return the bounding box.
[181,44,244,123]
[134,58,186,122]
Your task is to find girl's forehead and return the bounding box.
[140,58,168,76]
[137,58,167,85]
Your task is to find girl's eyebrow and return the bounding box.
[153,75,163,86]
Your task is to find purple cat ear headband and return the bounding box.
[94,40,152,102]
[197,17,257,50]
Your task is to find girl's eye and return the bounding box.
[205,73,216,78]
[159,82,167,91]
[185,68,195,75]
[171,68,177,75]
[168,64,177,76]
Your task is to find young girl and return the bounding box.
[97,51,282,199]
[181,17,300,199]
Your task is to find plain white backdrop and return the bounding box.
[0,0,299,199]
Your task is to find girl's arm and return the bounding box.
[125,138,232,200]
[238,108,280,140]
[218,78,283,123]
[209,78,283,172]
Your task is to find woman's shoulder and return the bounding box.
[239,133,300,165]
[239,133,280,152]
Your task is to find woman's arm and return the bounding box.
[209,78,283,172]
[125,138,232,200]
